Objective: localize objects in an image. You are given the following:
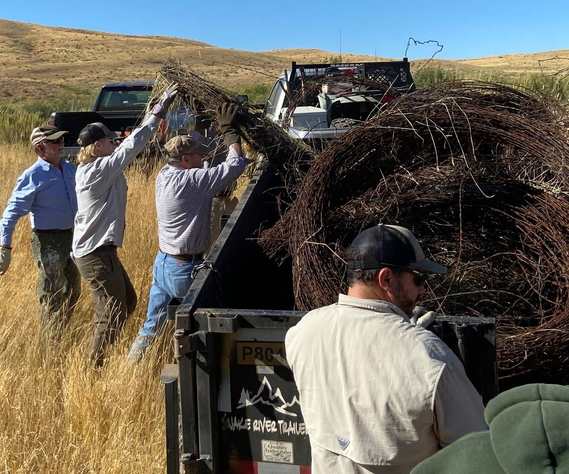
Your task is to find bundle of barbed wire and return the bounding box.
[259,80,569,383]
[152,61,317,195]
[152,61,409,190]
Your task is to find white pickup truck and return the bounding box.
[264,59,415,147]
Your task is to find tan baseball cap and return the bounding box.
[164,135,209,157]
[30,125,68,146]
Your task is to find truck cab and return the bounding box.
[264,59,415,147]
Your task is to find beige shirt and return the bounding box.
[285,294,487,474]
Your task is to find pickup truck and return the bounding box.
[48,81,191,158]
[264,59,415,148]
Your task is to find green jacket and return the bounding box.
[411,383,569,474]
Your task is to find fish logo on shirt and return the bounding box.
[337,435,350,451]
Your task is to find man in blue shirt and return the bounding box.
[0,125,81,340]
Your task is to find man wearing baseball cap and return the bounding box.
[285,224,487,474]
[0,125,81,341]
[128,102,252,363]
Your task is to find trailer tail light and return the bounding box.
[230,460,310,473]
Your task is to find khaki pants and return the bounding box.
[31,231,81,340]
[208,195,239,252]
[75,247,137,366]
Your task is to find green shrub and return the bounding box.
[521,74,569,102]
[412,67,569,105]
[232,83,271,106]
[0,93,96,145]
[413,67,464,87]
[0,105,46,144]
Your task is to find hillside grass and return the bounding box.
[413,67,569,102]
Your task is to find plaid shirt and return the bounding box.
[156,146,250,255]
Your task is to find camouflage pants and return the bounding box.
[31,231,81,339]
[75,247,137,366]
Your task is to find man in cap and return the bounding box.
[128,102,252,363]
[285,224,487,474]
[0,125,81,339]
[73,84,178,366]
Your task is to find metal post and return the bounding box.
[161,364,180,474]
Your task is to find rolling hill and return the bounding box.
[1,18,569,101]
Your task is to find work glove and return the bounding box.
[190,97,213,131]
[411,306,436,328]
[216,102,241,147]
[0,247,12,275]
[151,84,179,119]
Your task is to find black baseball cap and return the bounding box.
[77,122,120,147]
[347,224,447,274]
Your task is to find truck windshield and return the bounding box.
[97,88,152,110]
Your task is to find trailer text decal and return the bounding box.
[222,414,307,436]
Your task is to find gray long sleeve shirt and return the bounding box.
[156,146,250,256]
[72,115,159,258]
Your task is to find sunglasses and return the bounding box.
[45,137,64,144]
[380,264,428,287]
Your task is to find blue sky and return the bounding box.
[2,0,568,60]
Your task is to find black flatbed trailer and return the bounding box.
[161,162,497,474]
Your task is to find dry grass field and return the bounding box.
[2,16,569,473]
[0,143,172,472]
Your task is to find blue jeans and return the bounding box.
[128,251,198,362]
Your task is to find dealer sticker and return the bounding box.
[261,439,294,463]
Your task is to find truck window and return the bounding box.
[97,89,152,110]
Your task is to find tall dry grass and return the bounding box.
[0,143,174,473]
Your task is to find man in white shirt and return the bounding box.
[285,224,487,474]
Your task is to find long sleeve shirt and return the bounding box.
[72,115,159,258]
[156,146,250,256]
[285,294,488,474]
[1,157,77,247]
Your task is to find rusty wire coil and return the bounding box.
[259,80,569,384]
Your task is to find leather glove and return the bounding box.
[151,84,179,119]
[216,102,241,147]
[0,247,12,275]
[191,97,213,131]
[411,306,436,328]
